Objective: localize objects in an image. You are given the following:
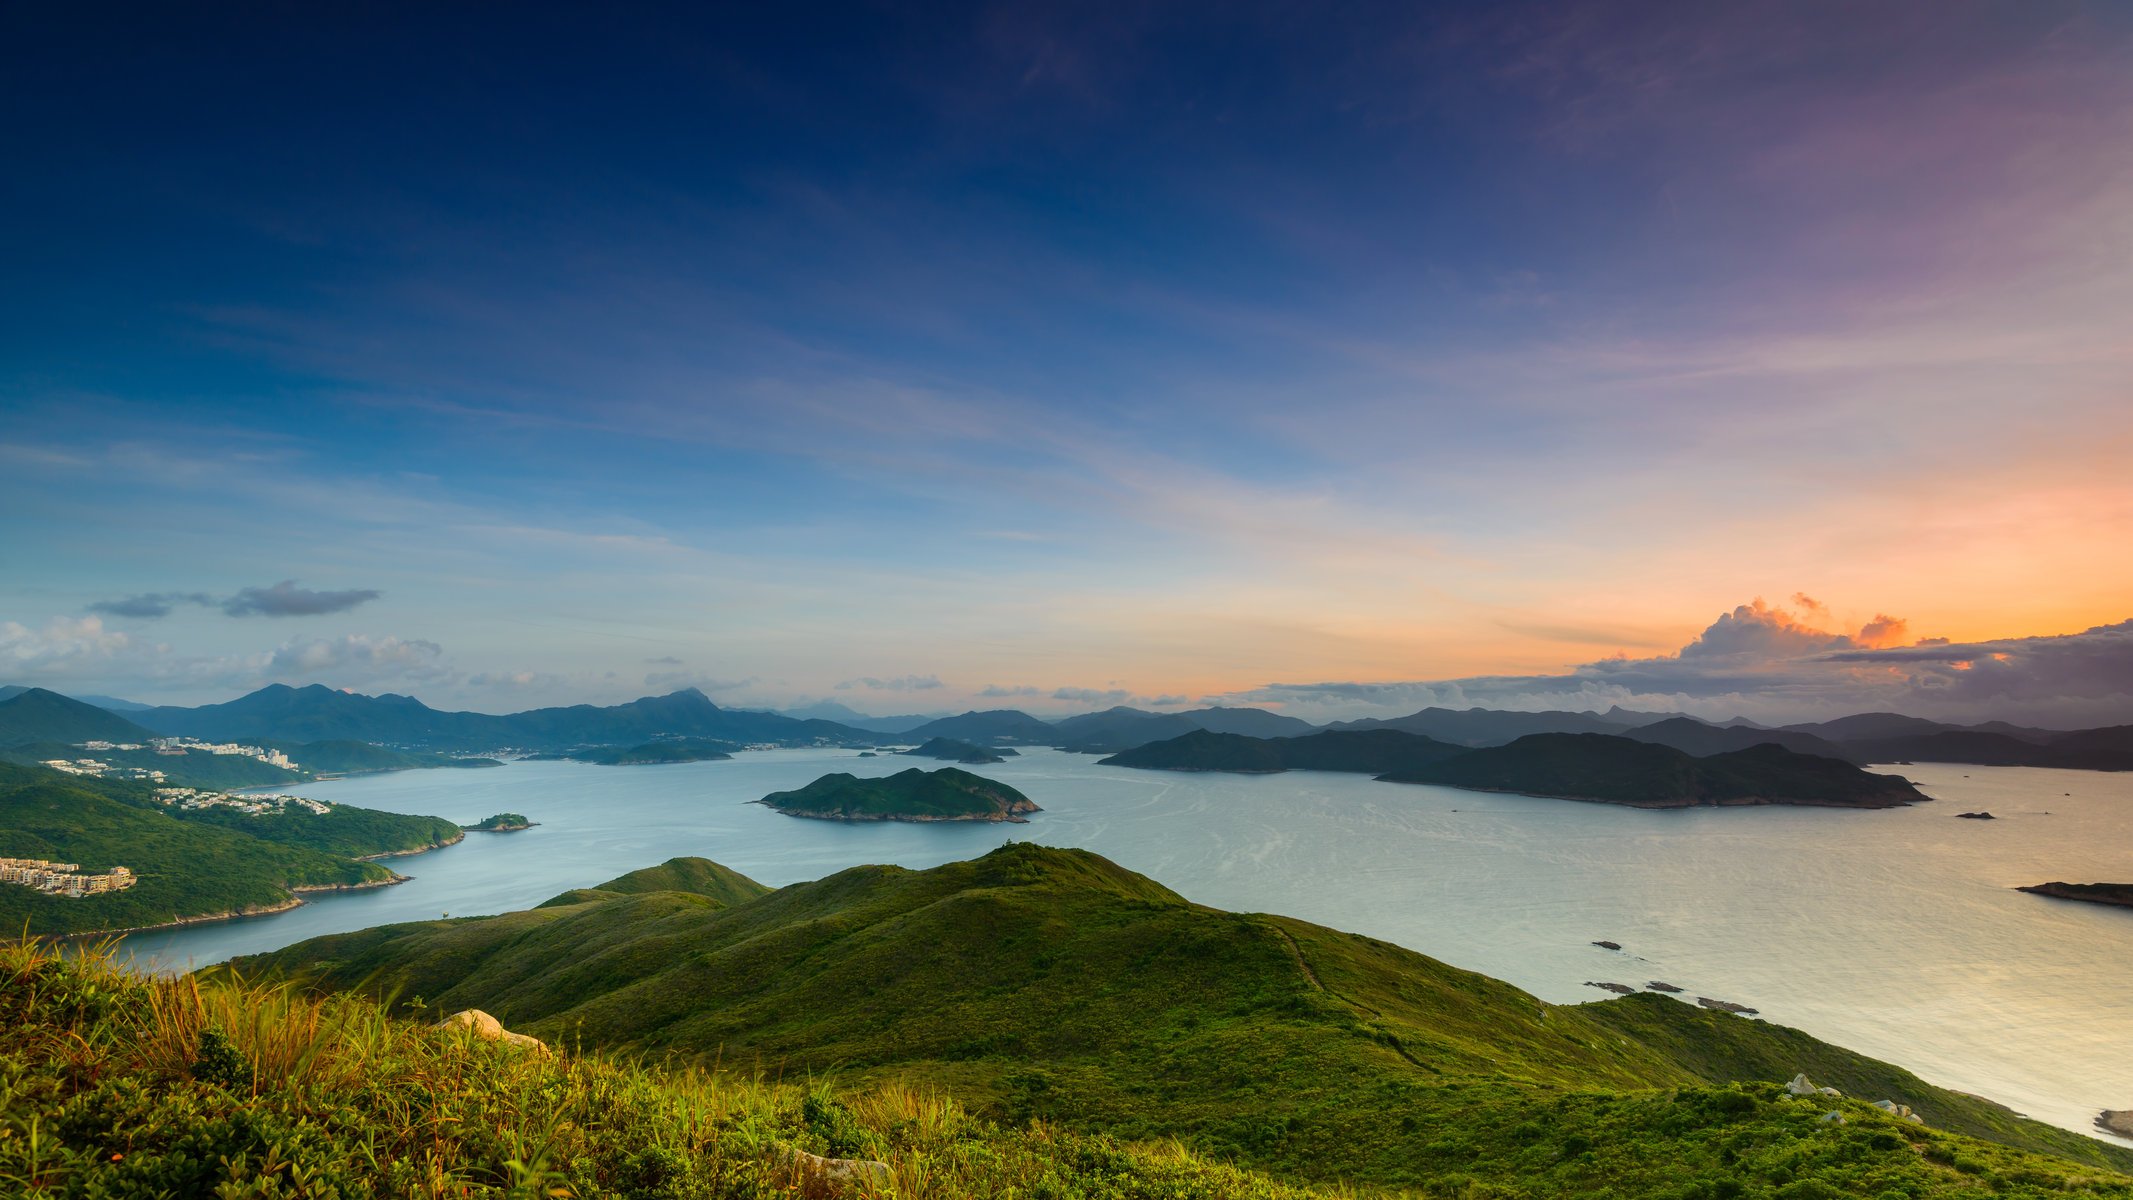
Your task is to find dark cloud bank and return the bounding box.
[89,580,381,620]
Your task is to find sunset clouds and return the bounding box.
[1,3,2128,717]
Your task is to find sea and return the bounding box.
[114,748,2132,1145]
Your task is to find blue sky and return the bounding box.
[4,2,2131,722]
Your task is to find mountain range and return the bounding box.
[5,682,2130,770]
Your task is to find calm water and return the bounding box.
[117,750,2132,1144]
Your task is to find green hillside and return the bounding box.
[536,855,774,909]
[756,766,1040,821]
[175,801,465,859]
[240,844,2133,1190]
[0,687,157,745]
[0,764,395,936]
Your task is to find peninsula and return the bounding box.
[755,767,1040,822]
[2017,881,2133,909]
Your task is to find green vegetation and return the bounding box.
[901,737,1016,764]
[756,767,1039,821]
[467,812,536,832]
[265,739,505,775]
[0,688,156,746]
[1102,728,1467,775]
[570,738,738,765]
[2017,881,2133,909]
[241,844,2133,1192]
[0,764,394,936]
[1382,734,1926,808]
[0,740,304,790]
[2,936,1335,1199]
[176,802,465,859]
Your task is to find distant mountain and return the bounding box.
[1780,712,1957,742]
[1103,728,1468,776]
[1620,717,1859,762]
[1328,706,1631,746]
[1173,706,1318,737]
[899,736,1015,764]
[773,700,940,734]
[899,708,1058,745]
[567,738,738,766]
[1381,734,1924,809]
[1047,706,1201,752]
[0,689,160,746]
[129,684,866,750]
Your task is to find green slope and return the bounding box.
[756,766,1039,820]
[173,801,465,859]
[0,764,395,936]
[241,843,2133,1188]
[0,687,157,745]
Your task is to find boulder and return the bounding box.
[1645,981,1684,993]
[1591,940,1622,950]
[1873,1099,1925,1124]
[1786,1073,1817,1097]
[1955,811,1996,820]
[777,1147,892,1197]
[435,1009,548,1055]
[1584,981,1636,995]
[1819,1111,1846,1125]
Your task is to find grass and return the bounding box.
[235,844,2133,1193]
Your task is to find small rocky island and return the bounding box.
[900,737,1018,765]
[2017,881,2133,909]
[755,767,1040,823]
[465,812,536,832]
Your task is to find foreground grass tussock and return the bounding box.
[0,938,1337,1199]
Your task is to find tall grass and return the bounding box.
[0,936,1338,1198]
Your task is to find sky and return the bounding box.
[3,1,2130,725]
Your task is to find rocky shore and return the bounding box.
[62,873,408,939]
[2017,881,2133,909]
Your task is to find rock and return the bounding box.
[1696,997,1758,1015]
[1646,981,1683,993]
[2096,1110,2133,1138]
[1591,940,1622,950]
[1955,811,1995,820]
[1584,981,1636,995]
[1819,1110,1846,1125]
[776,1147,892,1197]
[1786,1073,1818,1097]
[1873,1100,1925,1124]
[435,1009,548,1055]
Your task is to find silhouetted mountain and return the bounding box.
[1173,706,1318,737]
[1621,717,1859,762]
[1102,727,1469,775]
[1328,706,1631,746]
[1780,712,1955,742]
[899,708,1057,745]
[129,684,865,750]
[1047,706,1201,752]
[772,700,939,734]
[0,688,160,746]
[1844,731,2133,772]
[1382,734,1924,808]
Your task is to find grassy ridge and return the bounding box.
[175,802,466,859]
[240,844,2133,1189]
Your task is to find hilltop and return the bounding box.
[755,767,1040,822]
[899,736,1016,763]
[0,687,157,745]
[239,844,2133,1189]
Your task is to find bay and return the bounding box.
[116,749,2133,1145]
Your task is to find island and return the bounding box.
[1105,729,1925,809]
[754,767,1040,822]
[899,736,1018,764]
[465,812,536,832]
[568,738,736,765]
[2017,881,2133,909]
[1379,735,1926,809]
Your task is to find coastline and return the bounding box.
[355,830,466,860]
[57,873,409,941]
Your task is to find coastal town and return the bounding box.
[154,787,331,816]
[0,856,136,897]
[38,737,300,782]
